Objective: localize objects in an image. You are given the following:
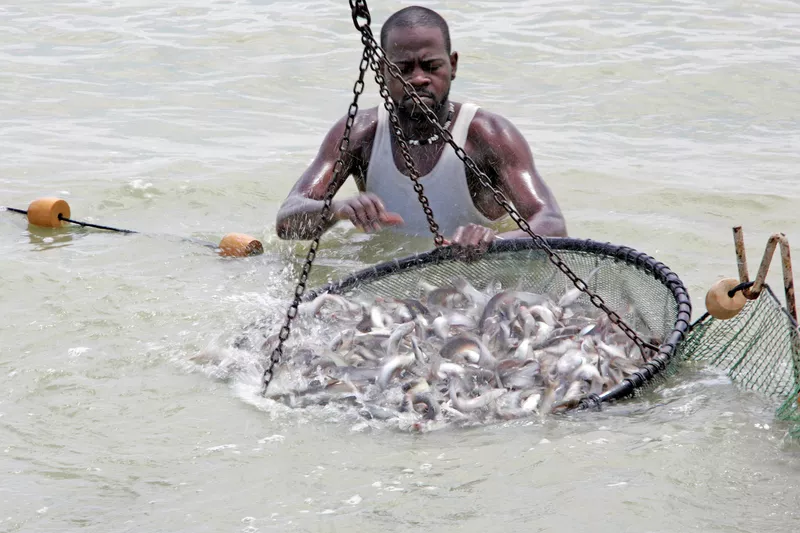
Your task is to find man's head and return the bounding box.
[380,6,458,117]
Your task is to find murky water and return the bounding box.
[2,0,800,531]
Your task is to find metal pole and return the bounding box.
[733,226,751,297]
[777,234,797,323]
[746,232,799,386]
[750,233,796,319]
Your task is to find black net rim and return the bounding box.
[305,237,693,407]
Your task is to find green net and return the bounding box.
[679,285,800,438]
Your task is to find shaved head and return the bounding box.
[380,6,451,53]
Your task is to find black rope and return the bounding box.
[3,205,137,234]
[689,312,710,331]
[58,214,137,234]
[727,280,754,298]
[3,205,228,250]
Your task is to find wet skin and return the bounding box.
[276,24,567,259]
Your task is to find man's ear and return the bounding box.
[450,51,458,80]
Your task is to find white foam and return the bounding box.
[206,444,237,452]
[68,347,89,358]
[344,495,362,505]
[257,435,285,444]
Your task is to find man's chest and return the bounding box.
[357,135,485,179]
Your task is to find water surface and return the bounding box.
[2,1,800,531]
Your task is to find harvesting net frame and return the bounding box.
[304,237,693,409]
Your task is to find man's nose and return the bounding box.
[408,66,430,87]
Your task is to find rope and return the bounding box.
[2,206,137,234]
[728,281,754,298]
[58,215,137,234]
[2,205,229,250]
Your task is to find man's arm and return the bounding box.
[276,112,403,240]
[479,113,567,239]
[276,115,355,240]
[448,112,566,259]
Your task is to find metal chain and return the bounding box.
[355,21,659,359]
[261,45,372,395]
[366,47,445,246]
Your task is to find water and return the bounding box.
[2,0,799,531]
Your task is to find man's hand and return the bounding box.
[332,193,404,233]
[450,223,496,261]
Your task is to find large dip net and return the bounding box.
[261,0,800,435]
[303,238,693,408]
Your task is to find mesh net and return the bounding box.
[308,238,692,404]
[679,285,800,438]
[336,249,676,341]
[301,237,800,436]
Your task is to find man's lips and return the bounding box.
[405,94,435,106]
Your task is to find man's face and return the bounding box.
[383,25,458,118]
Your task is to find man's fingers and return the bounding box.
[480,229,495,248]
[349,203,372,231]
[363,192,386,211]
[334,194,405,233]
[358,196,382,232]
[451,226,466,245]
[469,226,484,247]
[478,228,495,254]
[448,224,495,261]
[368,190,402,225]
[339,204,360,228]
[380,212,404,226]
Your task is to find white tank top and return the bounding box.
[365,103,493,237]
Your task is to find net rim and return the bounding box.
[305,237,693,406]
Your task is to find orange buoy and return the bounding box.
[705,278,747,320]
[218,233,263,257]
[27,197,71,228]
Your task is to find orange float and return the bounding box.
[218,233,263,257]
[27,197,71,228]
[705,277,747,320]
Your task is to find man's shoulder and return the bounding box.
[350,106,379,142]
[322,106,378,150]
[467,106,519,141]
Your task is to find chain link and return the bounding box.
[365,44,446,246]
[356,25,659,360]
[349,0,371,30]
[261,46,372,395]
[264,0,659,398]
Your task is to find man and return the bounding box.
[276,6,567,258]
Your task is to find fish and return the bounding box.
[300,293,360,317]
[431,316,450,340]
[449,385,506,413]
[452,276,490,307]
[224,273,660,428]
[557,265,605,308]
[386,321,416,357]
[377,352,416,389]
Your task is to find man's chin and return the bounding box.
[401,97,439,116]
